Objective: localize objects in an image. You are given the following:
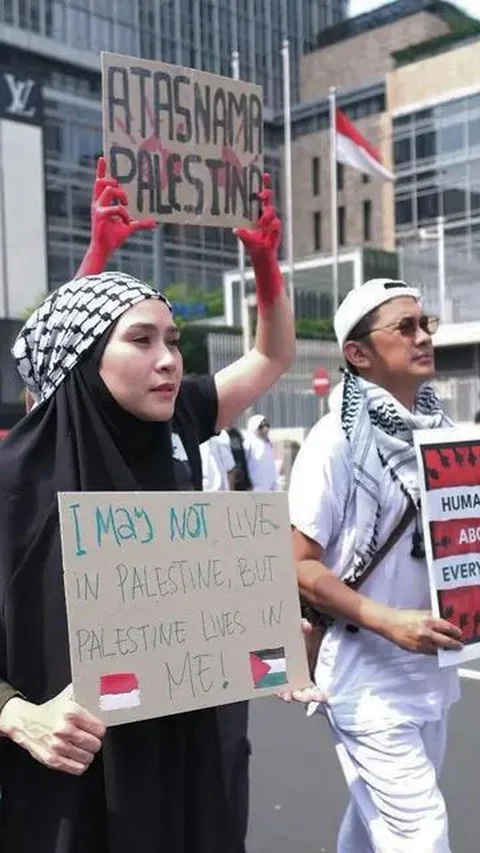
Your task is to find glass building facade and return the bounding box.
[1,0,348,292]
[393,89,480,321]
[393,90,480,259]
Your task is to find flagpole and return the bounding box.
[231,50,251,358]
[281,37,295,317]
[329,85,339,314]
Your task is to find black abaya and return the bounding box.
[0,336,231,852]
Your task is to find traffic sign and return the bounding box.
[312,367,331,397]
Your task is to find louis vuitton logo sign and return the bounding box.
[4,73,36,118]
[0,67,43,125]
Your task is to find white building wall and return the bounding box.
[0,117,47,318]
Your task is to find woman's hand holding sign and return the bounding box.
[75,156,157,278]
[0,685,106,776]
[234,173,284,314]
[214,171,294,429]
[279,619,327,706]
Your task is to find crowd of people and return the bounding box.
[0,155,466,853]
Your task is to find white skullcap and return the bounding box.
[334,278,420,348]
[247,414,266,433]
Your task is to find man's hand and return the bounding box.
[383,609,463,655]
[75,156,157,277]
[0,685,106,776]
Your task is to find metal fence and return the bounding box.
[208,332,480,429]
[433,375,480,423]
[208,332,343,429]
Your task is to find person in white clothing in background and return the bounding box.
[200,427,251,852]
[200,431,236,492]
[244,414,279,491]
[289,279,463,853]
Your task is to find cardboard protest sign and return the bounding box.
[415,426,480,667]
[58,491,309,726]
[101,52,263,228]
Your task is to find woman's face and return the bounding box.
[100,299,183,421]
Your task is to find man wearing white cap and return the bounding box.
[289,279,462,852]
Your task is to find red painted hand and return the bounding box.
[91,156,157,258]
[234,173,283,313]
[234,173,281,257]
[76,156,158,278]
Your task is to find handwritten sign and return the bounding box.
[58,491,309,726]
[101,52,263,228]
[415,425,480,667]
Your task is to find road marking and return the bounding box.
[459,668,480,681]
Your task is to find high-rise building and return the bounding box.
[0,0,348,303]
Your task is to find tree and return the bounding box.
[164,284,224,319]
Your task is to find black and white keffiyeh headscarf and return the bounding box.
[12,272,171,404]
[335,369,453,585]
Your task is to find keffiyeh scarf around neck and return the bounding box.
[337,370,453,584]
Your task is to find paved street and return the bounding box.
[247,677,480,853]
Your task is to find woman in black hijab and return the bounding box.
[0,271,236,853]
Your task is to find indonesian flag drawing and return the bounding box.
[99,673,141,711]
[335,108,394,182]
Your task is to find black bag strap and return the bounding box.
[347,500,417,592]
[300,499,417,634]
[342,499,416,634]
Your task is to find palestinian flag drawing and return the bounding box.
[249,647,287,689]
[99,673,141,711]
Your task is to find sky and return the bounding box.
[349,0,480,19]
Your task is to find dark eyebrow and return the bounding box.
[126,322,158,333]
[126,322,180,335]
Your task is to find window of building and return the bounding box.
[415,131,436,161]
[1,0,15,24]
[46,187,68,220]
[469,117,480,148]
[417,188,439,222]
[395,114,412,130]
[337,163,344,191]
[362,173,370,184]
[67,7,90,50]
[338,205,346,246]
[44,119,65,158]
[414,108,434,128]
[394,137,411,167]
[443,163,467,218]
[312,156,320,196]
[470,159,480,212]
[439,122,465,156]
[437,98,466,122]
[395,197,413,226]
[363,200,372,242]
[313,211,322,251]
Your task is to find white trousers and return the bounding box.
[329,714,452,853]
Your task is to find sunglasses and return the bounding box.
[365,315,440,339]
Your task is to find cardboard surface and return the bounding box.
[415,426,480,667]
[101,52,263,227]
[58,491,309,726]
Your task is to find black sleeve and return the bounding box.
[0,682,23,714]
[179,375,218,444]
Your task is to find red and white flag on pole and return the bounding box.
[335,108,394,182]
